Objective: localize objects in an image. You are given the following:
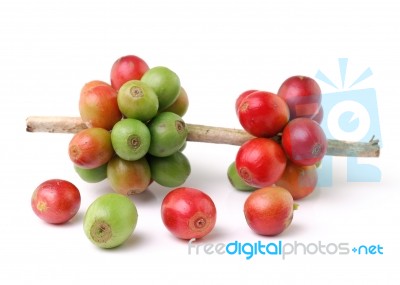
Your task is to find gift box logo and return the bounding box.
[315,58,381,186]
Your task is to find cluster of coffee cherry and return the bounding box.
[228,76,327,200]
[67,55,191,195]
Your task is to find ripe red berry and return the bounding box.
[31,179,81,224]
[235,89,257,115]
[237,91,290,138]
[236,138,287,188]
[161,187,217,240]
[110,55,149,90]
[278,75,322,120]
[282,118,327,166]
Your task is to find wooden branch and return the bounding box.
[26,116,380,158]
[26,116,88,134]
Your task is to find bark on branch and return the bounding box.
[26,116,380,158]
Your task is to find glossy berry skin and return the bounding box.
[235,138,287,188]
[278,75,321,120]
[80,80,109,93]
[235,89,257,115]
[161,187,217,240]
[110,55,149,90]
[68,128,114,169]
[79,81,122,130]
[83,193,138,249]
[148,152,191,187]
[147,112,188,157]
[237,91,289,138]
[107,156,151,195]
[31,179,81,224]
[282,118,327,166]
[111,118,151,161]
[276,161,318,200]
[141,66,181,111]
[117,80,159,122]
[244,186,295,236]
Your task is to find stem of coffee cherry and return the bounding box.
[25,116,380,158]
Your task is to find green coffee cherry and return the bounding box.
[83,193,138,249]
[148,152,191,187]
[111,118,151,161]
[74,163,108,183]
[147,112,188,157]
[117,80,159,121]
[141,66,180,111]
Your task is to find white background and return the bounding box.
[1,0,399,284]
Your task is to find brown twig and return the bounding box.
[26,116,380,158]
